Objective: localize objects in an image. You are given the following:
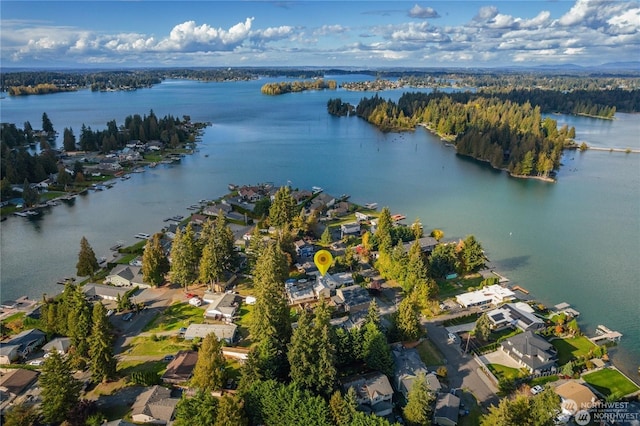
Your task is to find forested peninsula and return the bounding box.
[328,87,640,180]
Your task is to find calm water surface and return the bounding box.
[1,77,638,379]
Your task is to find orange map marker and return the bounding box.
[314,249,333,276]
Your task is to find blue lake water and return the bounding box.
[1,77,638,379]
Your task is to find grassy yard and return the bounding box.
[487,363,522,381]
[142,302,205,333]
[127,334,193,357]
[416,339,445,366]
[582,368,640,398]
[551,336,597,365]
[529,374,559,387]
[437,274,484,298]
[442,313,480,327]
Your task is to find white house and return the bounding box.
[202,292,239,322]
[183,323,238,344]
[340,222,361,238]
[455,284,515,309]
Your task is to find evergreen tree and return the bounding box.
[362,322,394,375]
[395,297,422,342]
[76,236,99,277]
[329,388,358,425]
[169,223,199,289]
[428,243,459,278]
[2,403,39,426]
[142,233,170,286]
[39,351,82,424]
[459,235,486,274]
[67,287,92,364]
[474,313,492,341]
[269,185,297,229]
[374,207,393,253]
[320,225,332,245]
[214,394,248,426]
[42,112,55,134]
[403,373,434,426]
[88,302,116,383]
[22,178,39,207]
[174,391,219,426]
[190,333,226,392]
[63,127,76,151]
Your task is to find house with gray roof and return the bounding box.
[433,393,461,426]
[42,337,71,356]
[403,236,439,253]
[82,283,133,301]
[105,264,149,288]
[487,302,545,332]
[131,385,178,425]
[2,329,46,358]
[203,292,239,322]
[500,330,557,373]
[392,345,429,399]
[341,372,394,417]
[334,285,371,313]
[183,323,238,344]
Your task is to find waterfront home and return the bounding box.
[105,264,149,288]
[391,345,429,399]
[455,284,516,309]
[341,372,394,417]
[130,385,178,425]
[203,203,232,217]
[202,292,239,322]
[333,285,371,313]
[82,282,134,301]
[486,302,545,332]
[433,393,461,426]
[183,323,238,344]
[161,350,198,386]
[554,381,599,416]
[553,302,581,318]
[402,236,439,253]
[500,330,557,373]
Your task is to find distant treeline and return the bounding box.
[0,111,204,188]
[336,92,579,179]
[261,79,337,95]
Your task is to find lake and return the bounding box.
[1,76,638,379]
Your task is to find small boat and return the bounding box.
[312,186,323,194]
[57,277,76,285]
[228,184,238,191]
[364,203,378,210]
[134,233,151,239]
[14,212,28,217]
[121,174,131,180]
[110,241,124,251]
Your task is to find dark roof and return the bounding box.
[6,328,46,348]
[502,330,557,371]
[0,368,39,395]
[434,393,460,423]
[161,350,198,384]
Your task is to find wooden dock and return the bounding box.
[512,285,529,294]
[589,325,623,344]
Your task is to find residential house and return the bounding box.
[486,302,545,332]
[500,330,557,373]
[98,157,123,172]
[342,372,395,417]
[42,337,71,356]
[340,222,361,238]
[355,211,371,222]
[554,381,599,416]
[294,240,315,258]
[203,203,232,217]
[455,284,516,309]
[105,264,149,288]
[330,310,368,332]
[403,236,438,253]
[291,190,312,204]
[238,186,262,202]
[1,329,46,358]
[203,292,239,322]
[425,372,442,393]
[0,368,39,401]
[328,201,350,217]
[553,302,581,318]
[183,323,238,344]
[130,385,179,425]
[161,350,198,386]
[433,393,461,426]
[82,283,133,301]
[0,345,19,364]
[391,345,429,399]
[334,285,371,313]
[285,279,317,306]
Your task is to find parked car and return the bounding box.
[185,292,196,299]
[531,385,544,395]
[122,312,134,321]
[188,297,202,307]
[28,359,44,366]
[106,309,114,317]
[163,354,175,362]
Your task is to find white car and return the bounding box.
[189,297,202,307]
[28,359,44,366]
[531,385,544,395]
[106,309,114,317]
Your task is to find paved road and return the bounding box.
[424,321,500,409]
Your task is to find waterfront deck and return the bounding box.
[590,325,623,344]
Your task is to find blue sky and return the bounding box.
[1,1,639,68]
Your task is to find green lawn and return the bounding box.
[442,313,480,327]
[416,339,445,366]
[487,363,522,381]
[582,368,640,398]
[551,336,597,365]
[127,335,193,356]
[142,302,204,333]
[529,374,559,387]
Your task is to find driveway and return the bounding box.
[423,321,500,409]
[481,349,523,370]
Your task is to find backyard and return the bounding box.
[551,336,597,365]
[582,368,640,398]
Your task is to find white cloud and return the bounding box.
[408,4,440,19]
[313,25,348,37]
